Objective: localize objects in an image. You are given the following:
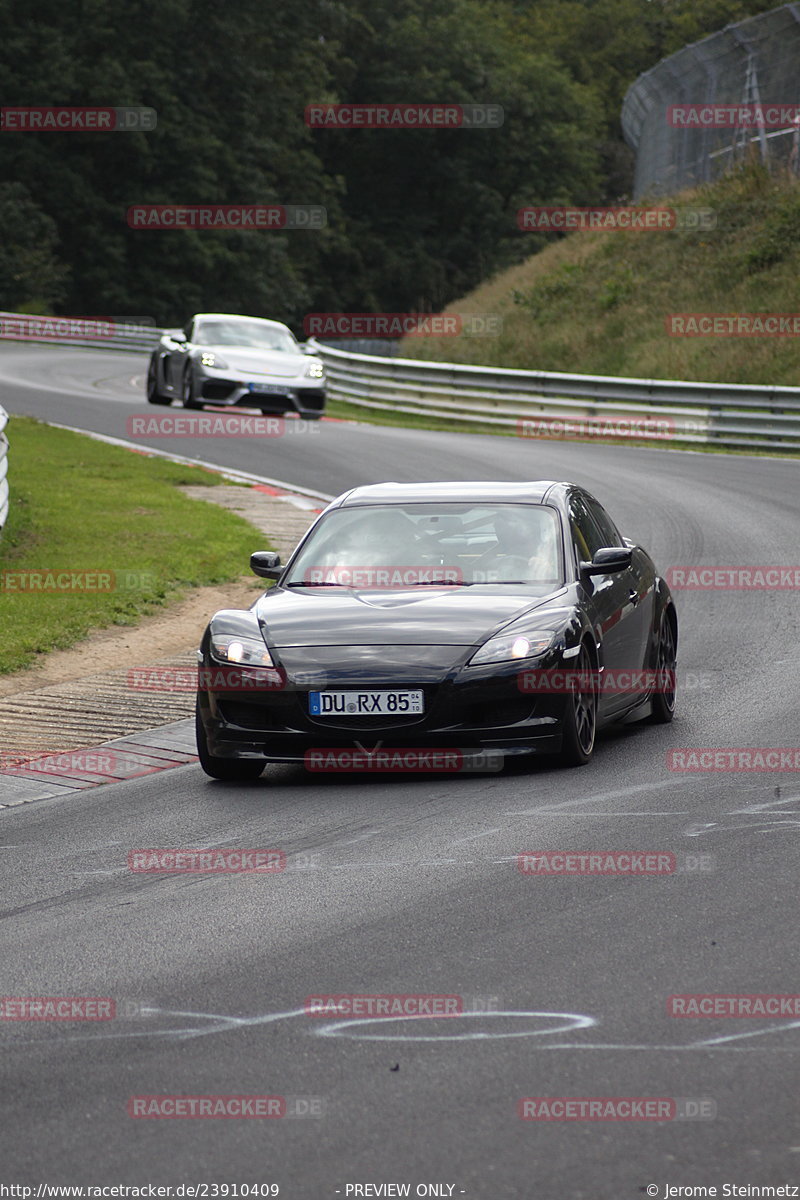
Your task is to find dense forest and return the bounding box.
[0,0,785,330]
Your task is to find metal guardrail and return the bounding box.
[307,340,800,450]
[0,405,9,533]
[0,312,160,353]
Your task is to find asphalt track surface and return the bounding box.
[1,343,799,1197]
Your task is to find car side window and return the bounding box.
[569,492,606,563]
[585,496,623,547]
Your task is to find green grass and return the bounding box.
[394,163,800,389]
[0,418,265,674]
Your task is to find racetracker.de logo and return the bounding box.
[305,103,503,129]
[668,994,800,1017]
[0,570,154,592]
[303,566,463,588]
[517,852,676,875]
[517,206,716,232]
[667,748,800,772]
[666,566,800,589]
[304,994,463,1017]
[128,1095,285,1119]
[127,666,288,692]
[303,748,504,773]
[0,751,158,781]
[128,849,286,873]
[517,668,677,695]
[1,106,156,131]
[0,997,115,1020]
[126,415,319,438]
[519,1097,716,1120]
[127,204,326,229]
[668,103,800,128]
[667,313,800,336]
[304,313,501,337]
[518,417,677,441]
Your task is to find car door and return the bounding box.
[569,490,642,718]
[584,493,655,671]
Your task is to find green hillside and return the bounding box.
[398,165,800,386]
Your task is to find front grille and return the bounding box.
[201,381,237,401]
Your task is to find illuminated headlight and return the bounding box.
[305,359,325,379]
[200,352,228,368]
[210,634,274,667]
[468,630,555,667]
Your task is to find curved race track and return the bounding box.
[1,343,799,1197]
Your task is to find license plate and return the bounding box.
[249,382,287,394]
[309,690,424,717]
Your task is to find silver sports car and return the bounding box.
[146,313,326,418]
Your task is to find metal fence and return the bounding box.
[622,3,800,199]
[0,406,9,534]
[308,340,800,451]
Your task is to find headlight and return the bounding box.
[305,359,325,379]
[210,634,274,667]
[468,630,555,667]
[200,352,228,369]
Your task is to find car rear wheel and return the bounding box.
[648,610,677,724]
[559,643,597,767]
[146,358,170,405]
[195,703,266,781]
[182,367,203,409]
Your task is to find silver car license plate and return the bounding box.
[309,690,424,717]
[249,382,286,394]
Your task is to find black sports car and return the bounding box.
[195,480,677,779]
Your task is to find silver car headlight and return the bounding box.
[200,352,229,369]
[468,630,556,667]
[305,359,325,379]
[211,634,274,667]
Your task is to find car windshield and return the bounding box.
[284,502,564,588]
[194,320,298,353]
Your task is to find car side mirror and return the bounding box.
[581,546,632,575]
[250,551,283,581]
[301,342,319,355]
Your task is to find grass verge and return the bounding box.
[0,417,264,674]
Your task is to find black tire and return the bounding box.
[182,366,203,410]
[648,609,677,724]
[559,642,597,767]
[195,703,265,781]
[146,357,170,405]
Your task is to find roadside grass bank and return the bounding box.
[0,417,263,674]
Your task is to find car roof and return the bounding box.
[335,481,568,506]
[192,313,290,331]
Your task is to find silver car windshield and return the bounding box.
[285,502,564,588]
[194,320,298,353]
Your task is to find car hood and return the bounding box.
[203,344,306,378]
[254,585,568,649]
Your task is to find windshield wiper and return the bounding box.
[285,581,350,587]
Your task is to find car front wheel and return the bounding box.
[559,643,597,767]
[195,703,266,781]
[183,367,203,409]
[648,610,677,724]
[146,358,170,405]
